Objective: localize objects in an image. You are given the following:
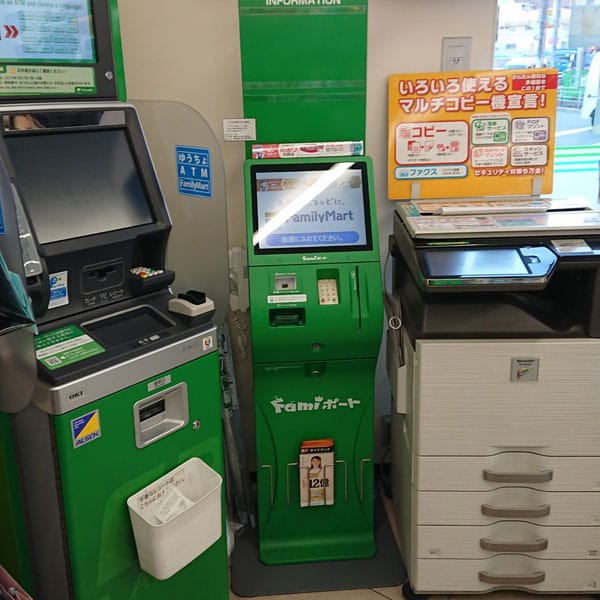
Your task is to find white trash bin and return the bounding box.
[127,457,222,580]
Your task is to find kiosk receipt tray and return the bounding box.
[127,457,222,580]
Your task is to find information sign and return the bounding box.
[388,69,558,200]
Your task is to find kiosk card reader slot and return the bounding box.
[274,274,297,291]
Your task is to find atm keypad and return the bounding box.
[130,267,164,279]
[318,279,339,305]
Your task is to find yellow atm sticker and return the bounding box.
[71,410,102,449]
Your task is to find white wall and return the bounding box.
[117,0,246,247]
[117,0,497,459]
[367,0,496,261]
[118,0,496,250]
[365,0,496,458]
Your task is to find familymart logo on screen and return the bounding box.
[265,0,342,5]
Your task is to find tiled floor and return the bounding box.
[230,592,597,600]
[230,583,599,600]
[228,490,599,600]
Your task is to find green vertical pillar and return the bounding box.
[238,0,368,152]
[110,0,128,101]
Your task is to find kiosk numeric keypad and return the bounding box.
[318,279,339,305]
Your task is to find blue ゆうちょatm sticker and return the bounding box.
[176,145,212,198]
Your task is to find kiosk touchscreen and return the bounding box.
[251,160,373,254]
[245,156,383,564]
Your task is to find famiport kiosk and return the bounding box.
[0,2,229,599]
[244,156,383,564]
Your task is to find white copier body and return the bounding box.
[389,199,600,596]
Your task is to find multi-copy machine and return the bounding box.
[389,199,600,597]
[244,156,383,564]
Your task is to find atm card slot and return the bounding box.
[269,308,305,326]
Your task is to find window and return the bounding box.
[495,0,600,199]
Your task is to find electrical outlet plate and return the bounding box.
[441,36,472,71]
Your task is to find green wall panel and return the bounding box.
[239,0,368,152]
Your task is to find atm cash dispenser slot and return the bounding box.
[133,383,189,448]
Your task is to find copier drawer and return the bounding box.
[410,555,600,594]
[415,523,600,560]
[414,339,600,457]
[415,454,600,492]
[416,488,600,526]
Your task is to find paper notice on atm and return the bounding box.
[154,487,193,524]
[35,325,105,370]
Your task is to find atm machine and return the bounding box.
[244,156,383,564]
[389,200,600,597]
[0,3,229,600]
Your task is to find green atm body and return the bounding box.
[245,156,383,564]
[13,336,228,600]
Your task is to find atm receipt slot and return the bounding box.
[168,291,215,318]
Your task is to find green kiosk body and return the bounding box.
[245,156,383,564]
[0,3,229,599]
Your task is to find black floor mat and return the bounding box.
[230,492,407,597]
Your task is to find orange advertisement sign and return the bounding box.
[388,69,558,200]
